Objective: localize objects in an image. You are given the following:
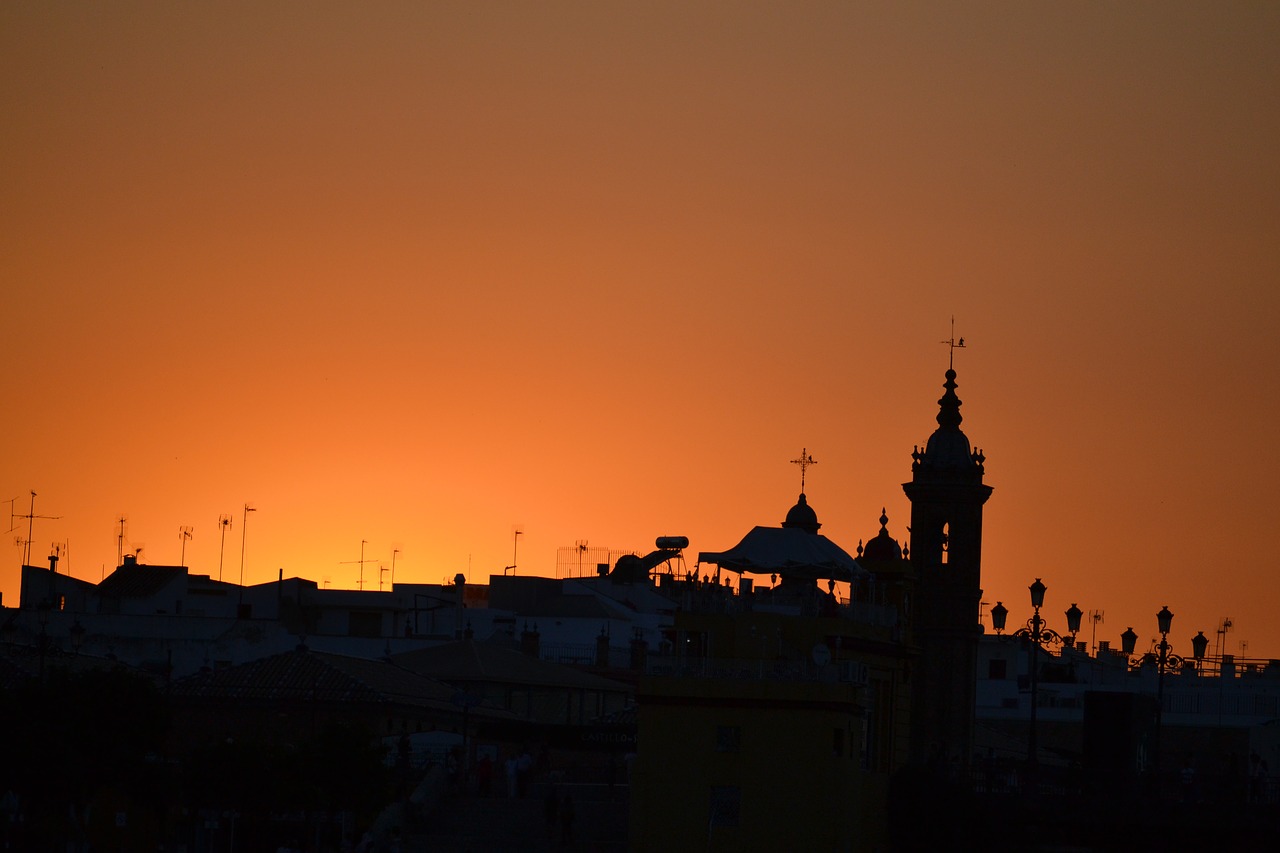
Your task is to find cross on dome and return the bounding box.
[790,448,816,492]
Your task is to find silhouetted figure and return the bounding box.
[505,755,518,798]
[517,748,533,796]
[475,752,493,796]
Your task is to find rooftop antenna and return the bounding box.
[505,528,522,575]
[379,563,389,591]
[16,491,61,567]
[178,526,194,568]
[1089,609,1105,655]
[238,504,256,602]
[53,541,68,574]
[340,539,378,589]
[116,516,128,568]
[1216,617,1233,660]
[217,514,232,581]
[790,448,816,493]
[941,316,966,370]
[391,548,400,587]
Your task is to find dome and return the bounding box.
[915,368,980,471]
[782,493,821,534]
[860,509,902,561]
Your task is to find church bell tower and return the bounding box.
[902,365,992,765]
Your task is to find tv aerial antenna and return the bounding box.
[50,541,70,576]
[13,491,61,567]
[217,514,233,581]
[179,526,194,568]
[504,528,522,575]
[115,516,128,568]
[339,539,379,589]
[1214,616,1234,660]
[1088,609,1104,655]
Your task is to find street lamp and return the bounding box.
[1120,626,1138,657]
[1027,578,1046,776]
[1154,606,1173,784]
[1191,631,1209,673]
[990,601,1008,634]
[1064,603,1083,648]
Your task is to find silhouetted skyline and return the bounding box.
[3,3,1278,656]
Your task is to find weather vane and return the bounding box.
[790,448,817,493]
[941,316,966,369]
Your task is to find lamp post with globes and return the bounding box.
[1027,578,1047,776]
[1154,605,1173,781]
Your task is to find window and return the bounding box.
[709,786,740,828]
[987,659,1007,680]
[716,725,741,753]
[833,727,845,758]
[348,611,382,638]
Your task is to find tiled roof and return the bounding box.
[0,643,142,688]
[96,565,185,598]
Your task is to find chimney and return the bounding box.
[48,554,59,573]
[454,573,467,639]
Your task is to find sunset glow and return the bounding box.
[3,3,1278,655]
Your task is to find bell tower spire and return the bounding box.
[903,334,992,767]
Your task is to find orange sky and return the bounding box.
[3,2,1278,658]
